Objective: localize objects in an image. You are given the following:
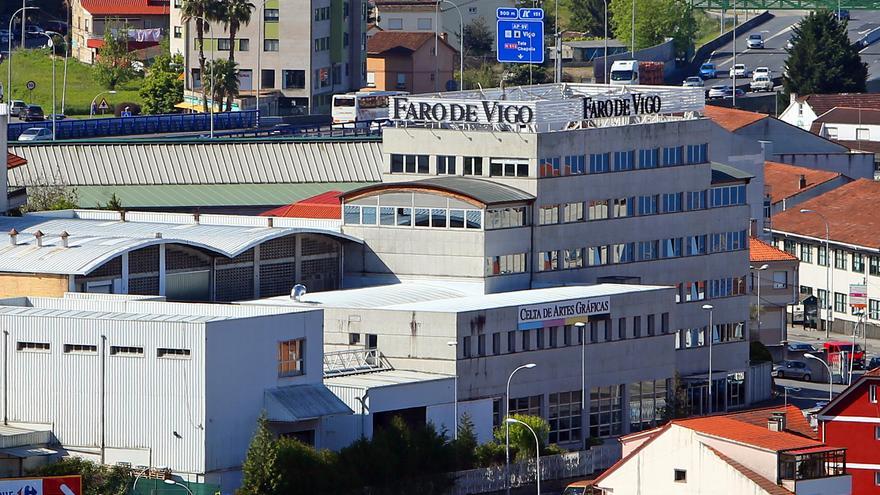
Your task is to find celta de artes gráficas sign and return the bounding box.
[517,297,610,330]
[0,476,82,495]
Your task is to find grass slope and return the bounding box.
[1,49,144,117]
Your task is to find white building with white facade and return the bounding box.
[0,293,348,492]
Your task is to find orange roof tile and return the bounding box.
[6,152,26,170]
[723,404,816,439]
[80,0,169,14]
[800,93,880,116]
[367,31,456,55]
[773,178,880,249]
[260,190,342,219]
[750,237,798,263]
[677,416,823,452]
[704,105,768,132]
[706,447,795,495]
[764,161,842,204]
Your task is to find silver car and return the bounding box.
[747,33,764,49]
[772,360,812,381]
[17,127,52,141]
[682,76,704,88]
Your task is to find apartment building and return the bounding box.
[71,0,168,64]
[169,0,367,114]
[749,237,798,346]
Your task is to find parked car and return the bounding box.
[699,63,717,79]
[753,67,771,79]
[824,341,866,369]
[772,360,812,381]
[707,85,729,99]
[747,33,765,49]
[18,104,44,121]
[682,76,704,87]
[786,39,794,50]
[836,9,850,20]
[723,87,746,99]
[17,127,52,141]
[562,480,590,495]
[8,100,28,116]
[867,356,880,371]
[729,64,749,78]
[751,75,774,92]
[787,342,817,353]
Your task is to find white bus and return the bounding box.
[331,91,407,124]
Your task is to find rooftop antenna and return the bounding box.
[291,284,307,302]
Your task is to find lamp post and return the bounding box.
[256,0,270,125]
[33,31,57,140]
[702,304,714,414]
[732,0,737,107]
[751,263,769,341]
[804,352,834,402]
[440,0,463,90]
[447,340,458,439]
[90,90,117,117]
[191,15,215,138]
[603,0,608,83]
[575,321,586,444]
[506,363,536,495]
[163,479,194,495]
[132,465,167,492]
[505,417,540,495]
[800,209,832,338]
[7,7,39,106]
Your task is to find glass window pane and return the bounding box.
[431,208,447,227]
[361,206,377,225]
[396,207,412,226]
[450,209,465,228]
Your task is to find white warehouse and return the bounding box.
[0,293,350,492]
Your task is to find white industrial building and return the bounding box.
[0,293,349,492]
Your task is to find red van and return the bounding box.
[823,341,865,369]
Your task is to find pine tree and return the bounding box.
[566,0,610,37]
[238,414,281,495]
[784,11,867,95]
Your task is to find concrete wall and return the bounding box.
[708,120,766,231]
[751,259,799,346]
[771,176,852,216]
[773,152,875,181]
[816,122,880,142]
[0,273,69,298]
[738,118,847,155]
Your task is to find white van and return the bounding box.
[609,60,639,85]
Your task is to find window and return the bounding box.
[486,207,527,229]
[174,26,182,38]
[563,202,584,223]
[710,185,747,207]
[870,299,880,320]
[417,17,432,29]
[239,39,250,51]
[463,157,483,176]
[663,146,683,166]
[818,246,828,266]
[588,245,608,266]
[818,289,827,312]
[564,248,584,269]
[662,193,682,213]
[18,341,50,352]
[589,385,623,437]
[629,379,667,431]
[282,70,305,89]
[396,73,406,89]
[278,339,305,377]
[784,240,797,255]
[485,253,527,275]
[264,8,279,20]
[349,333,361,345]
[589,153,610,173]
[509,395,542,417]
[687,190,707,210]
[477,334,486,356]
[539,205,559,225]
[638,240,658,261]
[613,150,635,171]
[686,143,708,163]
[437,155,456,175]
[489,158,529,177]
[638,195,658,215]
[853,253,865,273]
[639,148,659,169]
[613,197,633,218]
[492,333,501,354]
[390,154,429,174]
[834,292,847,313]
[857,128,870,140]
[264,39,279,51]
[661,313,669,334]
[64,344,97,354]
[549,391,582,443]
[548,326,558,347]
[522,330,531,351]
[110,346,144,356]
[590,321,598,343]
[218,38,231,51]
[618,318,627,339]
[536,328,545,349]
[633,315,642,338]
[588,200,609,221]
[834,250,847,270]
[261,69,275,88]
[674,469,687,482]
[157,348,191,358]
[661,237,682,258]
[540,157,561,177]
[801,244,813,263]
[773,271,788,289]
[366,71,376,87]
[870,384,877,403]
[508,331,516,353]
[875,425,880,440]
[686,235,707,256]
[462,336,471,357]
[538,250,559,271]
[565,155,586,175]
[876,471,880,487]
[646,314,656,336]
[871,256,880,276]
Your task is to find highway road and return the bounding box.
[694,10,880,96]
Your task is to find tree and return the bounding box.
[94,23,136,89]
[98,193,124,211]
[238,414,282,495]
[784,10,867,96]
[492,414,550,462]
[204,58,239,112]
[451,413,478,470]
[566,0,612,37]
[140,41,185,114]
[504,63,552,86]
[462,63,498,89]
[659,372,692,421]
[29,458,130,495]
[609,0,696,58]
[462,17,493,56]
[274,437,339,495]
[181,0,221,112]
[23,174,79,212]
[219,0,255,110]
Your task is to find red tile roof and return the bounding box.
[835,139,880,154]
[799,93,880,116]
[367,31,455,55]
[813,106,880,126]
[704,105,768,132]
[751,237,798,263]
[86,39,161,50]
[723,404,816,439]
[80,0,169,15]
[773,178,880,249]
[260,190,342,219]
[7,152,26,170]
[678,416,824,452]
[706,447,796,495]
[764,161,842,204]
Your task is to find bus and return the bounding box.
[331,91,407,124]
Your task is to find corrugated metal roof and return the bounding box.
[248,281,483,309]
[0,210,356,275]
[711,162,754,184]
[343,177,535,206]
[8,140,384,187]
[325,369,453,388]
[264,384,353,422]
[0,426,51,449]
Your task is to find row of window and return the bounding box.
[460,316,671,359]
[538,144,708,178]
[16,341,191,358]
[674,321,746,349]
[803,286,877,316]
[343,205,483,229]
[787,239,880,277]
[676,276,748,303]
[390,154,528,177]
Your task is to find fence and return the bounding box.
[450,446,619,495]
[130,479,220,495]
[748,361,774,404]
[7,111,258,141]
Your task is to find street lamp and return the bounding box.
[441,0,464,90]
[702,304,714,414]
[163,479,194,495]
[750,263,769,341]
[732,0,737,107]
[506,363,536,495]
[447,340,458,440]
[90,90,117,117]
[804,352,834,402]
[505,417,540,495]
[32,31,58,140]
[603,0,608,83]
[800,208,832,338]
[575,321,587,444]
[7,6,39,106]
[132,465,167,491]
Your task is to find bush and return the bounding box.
[29,458,131,495]
[750,340,773,363]
[493,414,551,462]
[474,440,506,467]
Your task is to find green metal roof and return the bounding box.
[711,163,754,185]
[75,183,377,209]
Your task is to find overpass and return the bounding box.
[690,0,880,8]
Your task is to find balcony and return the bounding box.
[778,447,851,495]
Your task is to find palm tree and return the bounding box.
[181,0,220,112]
[220,0,255,111]
[205,58,240,111]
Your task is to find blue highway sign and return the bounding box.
[497,17,544,64]
[518,8,544,19]
[496,7,519,19]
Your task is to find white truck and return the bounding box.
[609,60,664,86]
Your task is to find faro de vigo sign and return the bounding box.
[517,297,610,328]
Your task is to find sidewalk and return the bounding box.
[786,323,880,357]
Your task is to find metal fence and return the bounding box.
[130,479,220,495]
[450,447,618,495]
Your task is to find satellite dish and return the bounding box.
[291,284,307,302]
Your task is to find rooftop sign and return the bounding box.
[517,296,610,330]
